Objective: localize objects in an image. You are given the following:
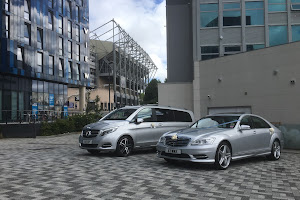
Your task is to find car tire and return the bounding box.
[116,136,133,157]
[214,142,232,170]
[267,140,281,160]
[87,150,99,155]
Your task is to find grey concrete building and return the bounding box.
[159,0,300,149]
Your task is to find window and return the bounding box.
[67,1,72,18]
[75,44,80,61]
[246,44,265,51]
[4,15,9,38]
[75,25,80,41]
[58,0,63,13]
[68,61,72,79]
[68,20,72,38]
[4,0,9,11]
[291,0,300,10]
[49,56,54,75]
[154,109,175,122]
[240,116,254,129]
[136,108,153,122]
[174,111,192,122]
[200,4,218,28]
[24,23,31,45]
[48,11,53,30]
[58,16,63,34]
[59,59,64,77]
[269,26,288,46]
[75,64,80,80]
[36,0,42,25]
[59,37,63,56]
[81,0,84,6]
[48,0,53,8]
[17,47,24,69]
[268,0,286,12]
[251,116,271,129]
[75,6,79,21]
[24,0,30,20]
[246,2,264,25]
[201,46,219,60]
[223,3,241,26]
[292,25,300,42]
[37,28,43,49]
[68,41,72,59]
[224,46,241,56]
[37,52,43,73]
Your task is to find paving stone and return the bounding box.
[0,134,299,199]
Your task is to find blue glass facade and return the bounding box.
[0,0,90,122]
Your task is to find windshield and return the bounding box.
[191,116,240,129]
[102,108,137,120]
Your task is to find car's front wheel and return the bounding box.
[267,140,281,160]
[214,142,232,170]
[116,136,133,157]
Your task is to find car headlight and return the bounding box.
[100,127,118,136]
[191,137,215,145]
[158,136,166,144]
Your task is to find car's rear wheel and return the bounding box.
[267,140,281,160]
[214,142,232,170]
[116,136,133,157]
[87,150,99,155]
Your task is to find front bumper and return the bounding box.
[156,143,218,163]
[78,135,116,152]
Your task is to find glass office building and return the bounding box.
[0,0,90,122]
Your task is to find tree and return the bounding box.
[143,79,160,104]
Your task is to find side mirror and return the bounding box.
[135,118,144,124]
[240,125,251,130]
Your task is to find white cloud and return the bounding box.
[89,0,167,82]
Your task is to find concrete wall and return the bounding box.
[166,0,194,82]
[193,42,300,149]
[158,82,193,112]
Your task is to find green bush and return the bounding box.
[40,113,102,136]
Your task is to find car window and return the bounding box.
[240,115,254,129]
[102,108,137,120]
[154,108,175,122]
[251,116,271,129]
[191,116,239,129]
[174,110,192,122]
[136,108,153,122]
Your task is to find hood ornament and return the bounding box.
[171,134,178,140]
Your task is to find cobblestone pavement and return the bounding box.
[0,133,300,200]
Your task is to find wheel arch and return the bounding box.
[117,134,135,148]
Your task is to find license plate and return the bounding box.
[83,140,92,144]
[166,148,181,154]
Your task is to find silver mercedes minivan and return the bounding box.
[79,105,194,156]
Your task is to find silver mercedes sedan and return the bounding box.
[156,114,284,169]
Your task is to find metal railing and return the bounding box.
[0,110,85,124]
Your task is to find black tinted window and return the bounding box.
[174,110,192,122]
[240,116,254,129]
[251,116,271,128]
[155,109,175,122]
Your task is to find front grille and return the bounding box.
[165,136,190,147]
[81,144,98,148]
[161,151,190,158]
[82,130,99,138]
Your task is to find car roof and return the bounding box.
[206,113,243,117]
[120,105,193,112]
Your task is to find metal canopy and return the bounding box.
[90,19,157,107]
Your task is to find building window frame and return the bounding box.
[67,1,72,19]
[268,0,287,12]
[224,45,241,56]
[75,24,80,42]
[75,64,80,80]
[4,0,9,11]
[4,15,9,38]
[37,52,43,73]
[68,20,72,38]
[24,23,31,45]
[17,47,24,69]
[59,37,63,56]
[59,58,64,77]
[24,0,30,20]
[245,1,264,26]
[68,40,72,59]
[200,3,219,28]
[37,28,43,49]
[201,46,219,60]
[75,44,80,61]
[223,2,241,27]
[58,15,63,35]
[49,55,54,75]
[68,61,72,79]
[75,5,79,22]
[48,11,53,30]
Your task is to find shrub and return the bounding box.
[40,113,102,136]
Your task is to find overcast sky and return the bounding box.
[89,0,167,82]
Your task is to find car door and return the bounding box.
[232,115,256,156]
[251,116,272,153]
[129,108,157,147]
